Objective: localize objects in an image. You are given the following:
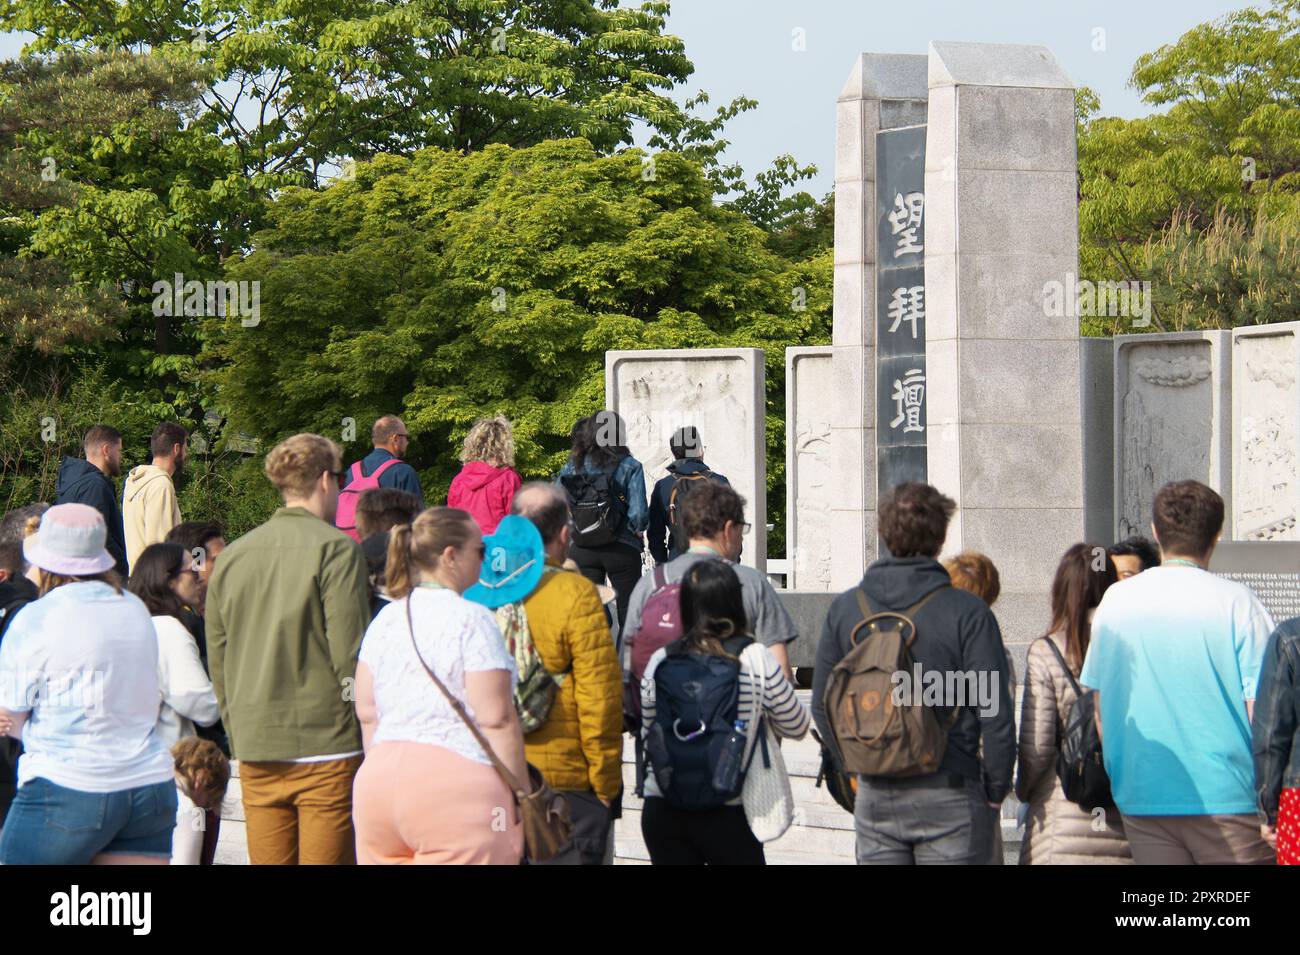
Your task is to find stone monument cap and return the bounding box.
[839,52,929,102]
[928,40,1074,91]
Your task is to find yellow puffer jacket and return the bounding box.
[522,563,623,801]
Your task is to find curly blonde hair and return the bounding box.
[459,415,515,468]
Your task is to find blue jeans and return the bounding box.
[0,777,177,864]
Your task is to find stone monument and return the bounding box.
[1232,321,1299,541]
[605,348,767,570]
[786,346,834,590]
[831,53,929,589]
[1113,331,1232,540]
[922,41,1084,660]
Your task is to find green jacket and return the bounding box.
[206,507,371,762]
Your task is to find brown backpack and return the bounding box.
[825,586,958,777]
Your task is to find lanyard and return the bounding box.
[416,580,448,591]
[1164,559,1202,569]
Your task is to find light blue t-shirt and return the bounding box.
[0,581,173,792]
[1080,565,1274,816]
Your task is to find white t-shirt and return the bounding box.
[358,588,516,766]
[153,614,221,750]
[0,582,173,792]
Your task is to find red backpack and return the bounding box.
[624,564,686,795]
[335,458,401,542]
[625,565,685,722]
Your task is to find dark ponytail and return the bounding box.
[678,559,749,659]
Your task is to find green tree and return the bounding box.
[1077,0,1300,333]
[5,0,695,183]
[204,139,831,545]
[0,50,208,359]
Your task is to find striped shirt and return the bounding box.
[641,641,810,803]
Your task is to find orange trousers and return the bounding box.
[240,756,363,865]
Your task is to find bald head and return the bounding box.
[512,482,570,552]
[372,415,410,455]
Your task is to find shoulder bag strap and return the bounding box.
[740,643,768,771]
[854,587,873,619]
[1041,634,1084,696]
[404,596,528,800]
[653,563,668,592]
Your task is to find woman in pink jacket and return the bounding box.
[447,416,522,535]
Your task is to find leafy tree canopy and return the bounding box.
[1078,0,1300,332]
[204,138,831,502]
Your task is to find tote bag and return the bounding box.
[739,644,795,843]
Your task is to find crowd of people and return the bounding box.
[0,410,1296,867]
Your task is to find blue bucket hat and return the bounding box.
[463,515,546,609]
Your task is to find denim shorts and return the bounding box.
[0,777,177,864]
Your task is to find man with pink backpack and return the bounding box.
[336,415,425,542]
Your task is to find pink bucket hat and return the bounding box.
[23,503,116,576]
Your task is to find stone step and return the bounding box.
[614,812,856,865]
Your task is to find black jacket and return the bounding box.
[810,556,1016,802]
[1253,617,1300,824]
[55,457,127,576]
[647,459,729,565]
[0,576,36,645]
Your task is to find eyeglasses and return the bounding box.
[739,522,753,535]
[328,469,346,483]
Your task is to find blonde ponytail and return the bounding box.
[386,523,415,599]
[386,507,476,599]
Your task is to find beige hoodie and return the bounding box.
[123,463,182,570]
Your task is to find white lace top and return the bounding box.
[358,587,517,765]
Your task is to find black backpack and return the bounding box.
[667,469,713,555]
[1043,638,1115,811]
[643,634,752,810]
[560,460,628,548]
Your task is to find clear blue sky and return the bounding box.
[654,0,1256,198]
[0,0,1259,197]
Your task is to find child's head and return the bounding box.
[172,737,231,812]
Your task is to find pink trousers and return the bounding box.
[352,741,523,865]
